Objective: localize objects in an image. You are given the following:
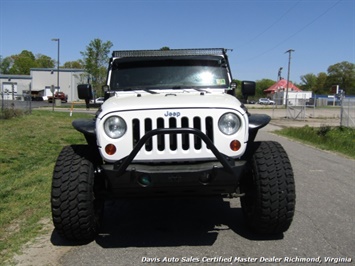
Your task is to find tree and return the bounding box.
[1,51,55,75]
[36,54,55,68]
[326,61,355,95]
[9,50,37,75]
[160,46,170,50]
[0,56,11,74]
[315,72,328,94]
[300,73,317,92]
[255,79,275,98]
[80,38,113,93]
[63,60,83,69]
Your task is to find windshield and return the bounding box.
[109,56,230,90]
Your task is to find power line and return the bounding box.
[241,0,302,47]
[245,0,343,62]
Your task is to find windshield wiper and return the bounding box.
[122,87,159,94]
[171,86,211,93]
[143,88,159,94]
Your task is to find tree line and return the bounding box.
[1,38,354,96]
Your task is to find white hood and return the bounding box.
[98,90,245,118]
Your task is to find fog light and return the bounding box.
[230,140,241,151]
[138,174,152,187]
[105,144,116,155]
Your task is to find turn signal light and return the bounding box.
[230,140,241,151]
[105,144,116,155]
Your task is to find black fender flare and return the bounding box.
[248,114,271,143]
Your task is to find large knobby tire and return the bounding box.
[240,141,296,235]
[51,145,103,241]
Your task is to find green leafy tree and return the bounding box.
[315,72,328,94]
[300,73,317,91]
[62,60,83,69]
[0,56,12,74]
[9,50,37,75]
[81,38,113,94]
[1,51,55,75]
[160,46,170,50]
[326,61,355,95]
[255,79,275,98]
[36,54,55,68]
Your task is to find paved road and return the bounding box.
[52,128,354,266]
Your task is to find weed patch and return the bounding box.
[275,125,355,158]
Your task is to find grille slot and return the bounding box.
[132,116,214,152]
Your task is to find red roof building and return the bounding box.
[264,79,302,94]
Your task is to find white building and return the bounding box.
[0,68,88,102]
[274,91,313,106]
[31,68,87,102]
[0,74,32,100]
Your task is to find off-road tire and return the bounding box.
[51,145,103,241]
[241,141,295,234]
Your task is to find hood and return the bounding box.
[99,90,244,117]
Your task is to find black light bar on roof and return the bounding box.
[112,48,227,58]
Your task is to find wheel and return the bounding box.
[51,145,104,241]
[240,141,295,234]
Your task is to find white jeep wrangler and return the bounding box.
[51,48,295,241]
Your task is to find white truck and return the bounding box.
[51,48,296,241]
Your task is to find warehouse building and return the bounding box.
[0,68,88,102]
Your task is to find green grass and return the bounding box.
[274,125,355,158]
[0,110,93,263]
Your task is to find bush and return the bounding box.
[1,107,25,119]
[317,124,331,137]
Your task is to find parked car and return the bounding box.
[48,92,68,103]
[258,98,275,105]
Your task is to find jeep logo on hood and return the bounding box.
[164,111,181,118]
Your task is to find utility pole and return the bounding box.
[285,49,295,109]
[52,38,60,92]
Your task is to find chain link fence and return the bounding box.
[0,92,32,119]
[341,98,355,128]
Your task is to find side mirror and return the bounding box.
[241,81,256,100]
[77,84,93,100]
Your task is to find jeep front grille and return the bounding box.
[132,116,214,152]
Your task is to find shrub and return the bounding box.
[317,124,331,137]
[1,108,25,119]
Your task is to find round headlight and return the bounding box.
[218,113,240,135]
[104,116,126,139]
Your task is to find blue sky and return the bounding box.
[0,0,354,83]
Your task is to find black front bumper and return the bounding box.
[100,128,247,198]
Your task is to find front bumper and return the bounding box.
[100,128,247,198]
